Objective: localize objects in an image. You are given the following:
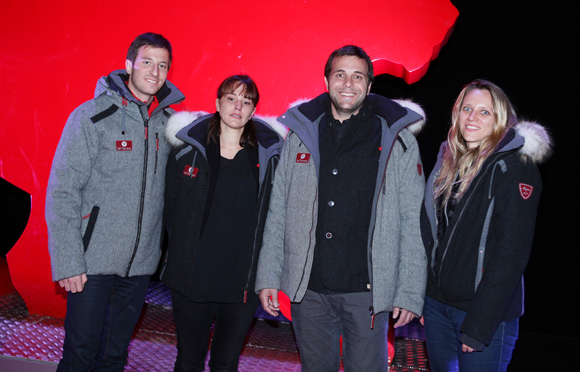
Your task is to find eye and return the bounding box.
[336,73,344,78]
[354,75,363,80]
[481,110,490,115]
[160,64,168,70]
[244,101,252,106]
[462,106,472,112]
[143,60,151,65]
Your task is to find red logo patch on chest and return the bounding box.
[116,140,132,151]
[183,165,199,177]
[296,153,310,163]
[519,183,533,200]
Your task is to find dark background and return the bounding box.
[371,0,579,370]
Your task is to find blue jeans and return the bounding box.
[423,296,518,372]
[291,290,389,372]
[57,275,150,372]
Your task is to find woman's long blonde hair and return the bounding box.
[434,80,518,205]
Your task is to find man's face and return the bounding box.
[125,46,170,104]
[324,55,372,122]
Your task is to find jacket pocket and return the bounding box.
[82,206,100,252]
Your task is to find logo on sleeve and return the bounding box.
[296,153,310,163]
[116,140,132,151]
[519,183,533,200]
[183,165,199,177]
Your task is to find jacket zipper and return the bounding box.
[155,132,159,174]
[244,157,275,303]
[435,153,508,285]
[126,118,149,276]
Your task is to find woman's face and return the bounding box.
[216,85,256,132]
[459,89,495,149]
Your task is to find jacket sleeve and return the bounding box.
[460,156,542,348]
[393,131,428,316]
[255,132,291,292]
[45,105,98,282]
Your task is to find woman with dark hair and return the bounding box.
[161,75,284,372]
[421,80,552,371]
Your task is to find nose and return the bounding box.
[151,65,159,76]
[467,110,477,121]
[344,75,353,87]
[234,100,242,110]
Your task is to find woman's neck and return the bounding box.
[219,126,244,159]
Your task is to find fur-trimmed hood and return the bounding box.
[287,94,426,136]
[165,111,288,148]
[514,121,552,163]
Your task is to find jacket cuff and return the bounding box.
[459,333,485,351]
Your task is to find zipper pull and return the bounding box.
[244,290,248,304]
[370,306,375,329]
[156,133,159,151]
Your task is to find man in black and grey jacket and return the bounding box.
[256,45,427,372]
[45,32,184,371]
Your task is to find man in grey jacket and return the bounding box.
[45,32,184,371]
[256,45,427,371]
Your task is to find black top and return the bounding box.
[308,102,382,293]
[188,147,258,302]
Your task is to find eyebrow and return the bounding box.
[333,69,366,75]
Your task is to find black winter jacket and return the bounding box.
[421,121,552,349]
[160,112,284,301]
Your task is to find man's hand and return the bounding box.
[462,343,475,353]
[259,288,280,317]
[58,274,88,293]
[392,307,417,328]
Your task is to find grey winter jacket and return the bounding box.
[255,93,428,316]
[46,69,185,281]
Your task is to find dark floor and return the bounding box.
[0,282,430,371]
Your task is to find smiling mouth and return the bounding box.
[145,78,159,84]
[465,125,479,130]
[339,92,356,97]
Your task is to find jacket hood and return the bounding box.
[288,93,426,136]
[514,121,553,163]
[95,69,185,113]
[165,111,287,148]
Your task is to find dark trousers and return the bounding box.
[423,296,519,372]
[171,290,260,372]
[57,274,150,372]
[291,290,389,372]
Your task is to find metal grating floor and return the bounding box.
[0,282,430,371]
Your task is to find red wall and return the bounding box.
[0,0,457,318]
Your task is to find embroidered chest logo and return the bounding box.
[116,140,132,151]
[296,153,310,163]
[183,165,199,178]
[519,183,533,200]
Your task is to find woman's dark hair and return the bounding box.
[207,75,259,147]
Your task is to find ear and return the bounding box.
[324,76,329,91]
[125,59,133,75]
[251,106,256,117]
[367,81,372,95]
[216,98,220,112]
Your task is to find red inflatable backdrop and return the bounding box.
[0,0,457,318]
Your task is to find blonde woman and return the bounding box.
[420,80,552,371]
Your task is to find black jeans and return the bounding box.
[57,275,150,372]
[171,290,260,372]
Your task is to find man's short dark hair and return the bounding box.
[126,32,173,67]
[324,45,374,84]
